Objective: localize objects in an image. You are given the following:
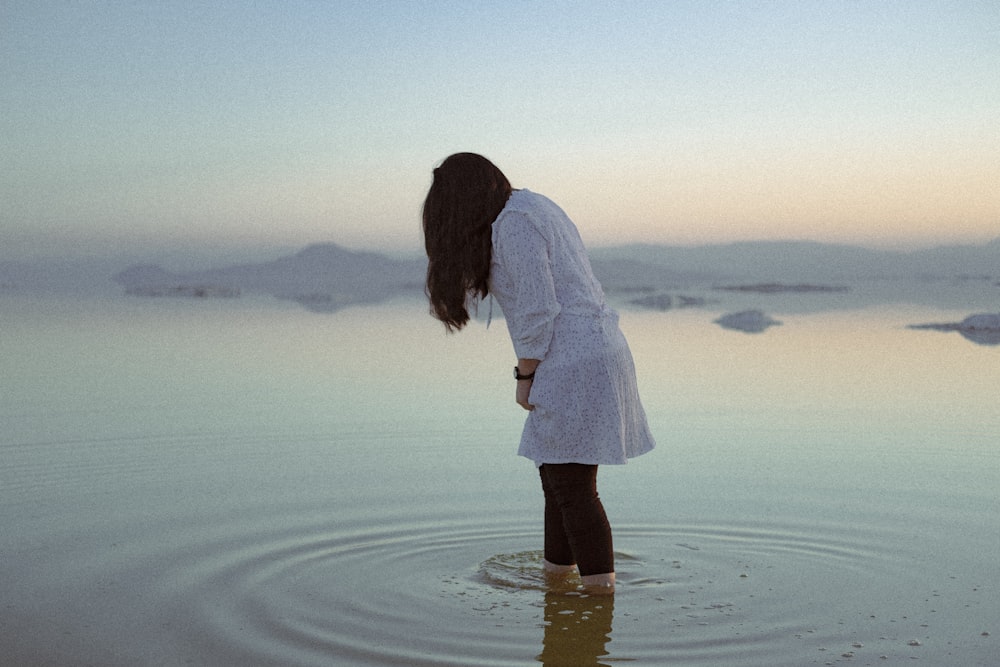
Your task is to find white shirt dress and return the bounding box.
[489,190,656,467]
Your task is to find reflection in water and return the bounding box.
[537,592,615,666]
[958,327,1000,345]
[4,298,999,666]
[907,313,1000,345]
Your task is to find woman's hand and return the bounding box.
[515,357,539,411]
[516,378,535,411]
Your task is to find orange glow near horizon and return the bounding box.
[2,3,997,259]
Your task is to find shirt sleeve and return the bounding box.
[492,211,560,360]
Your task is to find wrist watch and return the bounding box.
[514,366,535,381]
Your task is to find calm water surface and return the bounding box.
[1,294,997,666]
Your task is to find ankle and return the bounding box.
[580,572,615,594]
[542,559,578,576]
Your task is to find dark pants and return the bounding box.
[538,463,614,576]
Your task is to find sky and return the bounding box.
[2,1,999,262]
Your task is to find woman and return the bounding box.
[422,153,655,594]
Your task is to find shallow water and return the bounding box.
[1,294,997,666]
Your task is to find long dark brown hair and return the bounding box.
[422,153,512,331]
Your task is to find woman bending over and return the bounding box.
[422,152,655,594]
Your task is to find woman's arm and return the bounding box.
[493,209,555,411]
[492,212,559,361]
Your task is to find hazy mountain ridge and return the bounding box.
[4,238,997,312]
[111,243,426,311]
[588,238,1000,281]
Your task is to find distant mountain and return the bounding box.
[904,237,1000,278]
[113,243,426,311]
[589,238,1000,281]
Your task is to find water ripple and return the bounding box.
[49,511,951,667]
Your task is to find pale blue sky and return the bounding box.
[3,1,998,261]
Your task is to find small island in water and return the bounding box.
[907,313,1000,346]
